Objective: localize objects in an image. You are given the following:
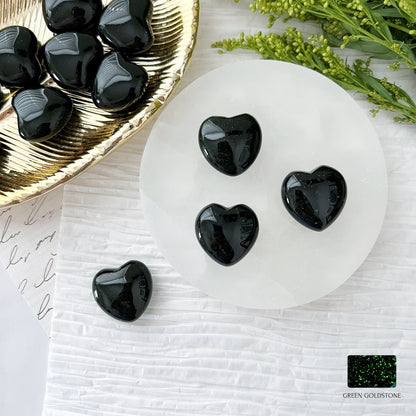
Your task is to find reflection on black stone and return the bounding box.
[92,260,152,322]
[44,32,103,90]
[111,282,136,321]
[281,165,347,231]
[0,26,42,88]
[12,87,73,142]
[195,204,259,266]
[199,114,262,176]
[98,0,153,54]
[92,52,148,111]
[43,0,103,34]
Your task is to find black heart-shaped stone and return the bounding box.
[199,114,262,176]
[92,51,148,111]
[195,204,259,266]
[0,26,42,88]
[281,166,347,231]
[43,0,103,34]
[12,87,73,142]
[98,0,153,54]
[92,260,152,322]
[44,32,103,91]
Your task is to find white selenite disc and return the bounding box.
[140,60,387,309]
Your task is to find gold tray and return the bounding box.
[0,0,199,207]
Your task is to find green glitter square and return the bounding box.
[348,355,396,388]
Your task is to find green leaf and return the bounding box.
[324,32,343,47]
[374,8,405,18]
[341,22,361,36]
[371,10,394,41]
[355,70,394,101]
[368,1,404,18]
[398,42,416,65]
[311,54,326,71]
[344,39,401,59]
[389,0,416,22]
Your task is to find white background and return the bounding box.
[0,266,48,416]
[1,0,416,415]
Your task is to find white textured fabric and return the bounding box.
[44,1,416,414]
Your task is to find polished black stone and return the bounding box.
[98,0,153,54]
[92,52,148,111]
[43,0,103,34]
[281,166,347,231]
[44,32,103,90]
[0,26,42,88]
[92,260,153,322]
[12,87,73,142]
[195,204,259,266]
[199,114,262,176]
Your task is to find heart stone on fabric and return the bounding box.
[281,166,347,231]
[92,260,153,322]
[198,114,262,176]
[195,203,259,266]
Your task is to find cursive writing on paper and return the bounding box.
[37,293,53,321]
[18,278,28,294]
[0,215,21,243]
[0,190,63,334]
[5,244,31,270]
[34,256,56,289]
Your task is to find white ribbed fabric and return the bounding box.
[43,1,416,414]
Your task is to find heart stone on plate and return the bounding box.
[92,51,148,111]
[199,114,262,176]
[12,87,73,142]
[98,0,153,54]
[43,0,103,34]
[92,260,152,322]
[281,165,347,231]
[195,203,259,266]
[0,26,43,88]
[44,32,103,91]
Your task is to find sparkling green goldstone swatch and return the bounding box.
[348,355,396,388]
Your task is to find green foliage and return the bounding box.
[245,0,416,68]
[212,29,416,123]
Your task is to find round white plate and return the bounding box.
[140,61,387,309]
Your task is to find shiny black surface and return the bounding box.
[98,0,153,54]
[92,260,152,322]
[195,204,259,266]
[281,166,347,231]
[92,51,148,111]
[43,0,103,34]
[199,114,262,176]
[44,32,103,90]
[0,26,42,88]
[12,87,73,142]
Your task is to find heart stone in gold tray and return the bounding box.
[0,0,199,207]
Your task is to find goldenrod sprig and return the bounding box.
[245,0,416,68]
[212,29,416,122]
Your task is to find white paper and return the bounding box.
[0,265,49,416]
[0,189,63,334]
